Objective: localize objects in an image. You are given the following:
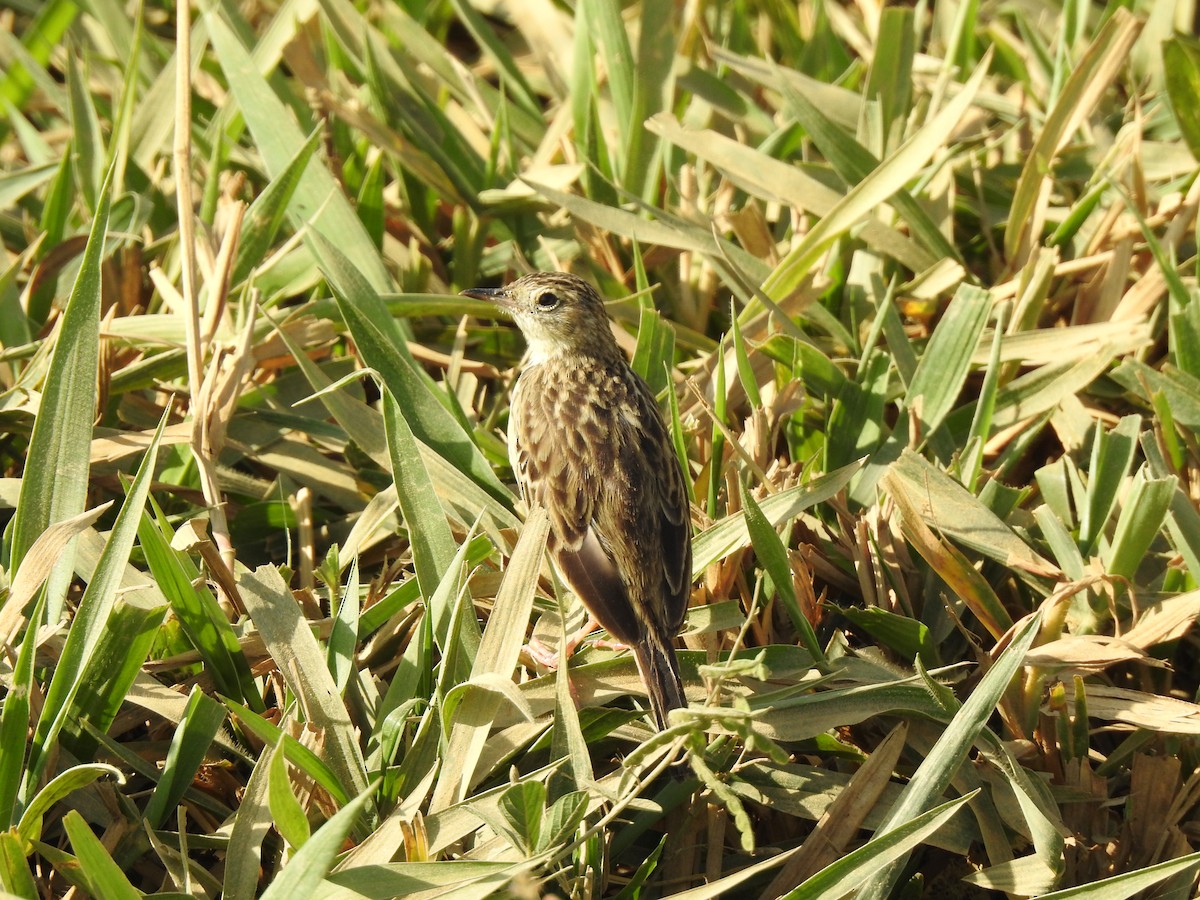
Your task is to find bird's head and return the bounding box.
[462,272,616,363]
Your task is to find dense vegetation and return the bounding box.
[3,0,1200,896]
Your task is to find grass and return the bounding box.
[2,0,1200,896]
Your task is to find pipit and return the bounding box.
[463,272,692,729]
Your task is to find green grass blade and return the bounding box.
[224,698,349,806]
[1164,34,1200,162]
[648,115,934,276]
[9,160,114,620]
[268,310,517,539]
[231,123,323,287]
[1105,469,1176,581]
[383,390,459,649]
[761,53,990,302]
[142,687,228,829]
[693,464,860,574]
[269,736,312,850]
[742,489,825,666]
[449,0,541,118]
[16,763,123,851]
[237,565,371,808]
[313,232,509,502]
[784,793,977,899]
[137,498,265,712]
[1004,9,1142,260]
[23,407,168,798]
[327,556,360,696]
[884,450,1058,582]
[0,0,78,109]
[1032,850,1200,899]
[0,830,37,896]
[866,7,916,150]
[905,285,991,442]
[431,506,549,810]
[258,779,380,900]
[857,614,1042,898]
[223,737,281,900]
[777,61,960,264]
[62,809,141,900]
[64,45,104,210]
[1079,415,1141,556]
[204,6,393,293]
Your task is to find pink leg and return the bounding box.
[521,616,628,669]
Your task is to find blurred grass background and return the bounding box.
[3,0,1200,896]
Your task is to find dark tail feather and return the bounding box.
[633,636,687,729]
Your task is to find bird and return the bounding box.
[462,272,692,729]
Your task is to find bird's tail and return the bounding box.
[633,635,687,730]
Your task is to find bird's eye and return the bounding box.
[536,291,561,310]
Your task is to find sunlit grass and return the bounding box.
[2,0,1200,896]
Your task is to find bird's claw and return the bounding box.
[521,637,563,670]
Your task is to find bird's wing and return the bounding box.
[522,364,692,643]
[509,368,642,643]
[621,376,692,636]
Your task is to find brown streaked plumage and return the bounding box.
[463,272,692,729]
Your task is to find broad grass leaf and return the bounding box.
[24,408,168,796]
[905,284,991,441]
[1164,34,1200,161]
[224,698,349,806]
[62,810,141,900]
[693,463,861,574]
[268,313,517,541]
[204,9,393,293]
[647,115,933,274]
[776,59,959,264]
[10,159,114,620]
[138,499,264,711]
[884,449,1058,581]
[0,830,37,896]
[431,507,549,811]
[15,763,123,849]
[269,736,312,851]
[1004,9,1142,260]
[223,739,281,900]
[962,854,1059,895]
[231,124,323,287]
[0,161,56,209]
[782,793,976,900]
[313,232,510,504]
[1029,850,1200,900]
[383,391,459,647]
[142,686,228,829]
[1106,468,1176,580]
[857,614,1043,898]
[0,0,77,109]
[761,52,991,302]
[742,489,825,664]
[524,179,769,285]
[321,860,536,900]
[258,779,379,900]
[1079,415,1140,554]
[238,565,371,807]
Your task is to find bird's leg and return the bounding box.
[521,637,563,669]
[522,616,628,669]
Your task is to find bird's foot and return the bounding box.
[521,617,625,669]
[586,637,629,653]
[521,637,563,670]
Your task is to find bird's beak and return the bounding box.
[461,286,513,310]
